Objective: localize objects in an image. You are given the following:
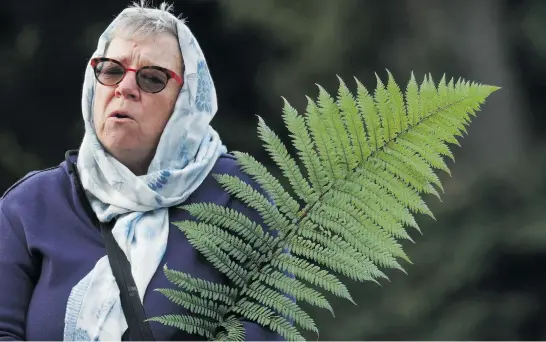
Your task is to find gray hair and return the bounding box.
[111,0,183,40]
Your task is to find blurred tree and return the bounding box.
[298,148,546,340]
[413,0,530,182]
[217,1,546,340]
[0,131,45,191]
[218,0,530,186]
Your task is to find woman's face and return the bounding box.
[92,33,183,174]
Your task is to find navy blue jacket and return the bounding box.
[0,150,283,341]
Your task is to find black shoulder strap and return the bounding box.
[100,220,155,341]
[66,151,155,341]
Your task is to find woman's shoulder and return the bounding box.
[212,152,238,171]
[211,152,259,187]
[185,152,266,204]
[1,161,69,207]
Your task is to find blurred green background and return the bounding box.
[1,0,546,340]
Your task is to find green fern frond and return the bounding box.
[290,234,383,284]
[162,266,237,304]
[387,70,409,132]
[298,222,391,279]
[231,150,301,221]
[314,200,409,268]
[235,299,305,341]
[154,288,224,321]
[374,73,399,141]
[180,203,278,254]
[352,175,419,230]
[397,137,451,176]
[214,173,294,238]
[316,84,354,174]
[359,166,435,219]
[256,113,318,204]
[356,77,383,151]
[154,72,499,341]
[174,221,250,287]
[273,253,354,303]
[336,75,370,167]
[147,314,215,339]
[177,221,263,266]
[405,72,420,126]
[215,316,245,341]
[327,183,411,241]
[282,99,328,196]
[305,95,344,180]
[370,151,441,199]
[254,267,334,314]
[243,283,317,333]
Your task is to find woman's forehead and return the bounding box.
[105,35,182,70]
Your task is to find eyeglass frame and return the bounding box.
[89,57,184,93]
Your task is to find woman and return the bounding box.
[0,2,282,341]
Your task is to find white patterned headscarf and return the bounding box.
[63,4,227,341]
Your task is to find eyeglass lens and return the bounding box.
[94,60,169,93]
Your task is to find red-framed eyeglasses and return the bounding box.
[90,57,184,94]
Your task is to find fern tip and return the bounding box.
[353,75,362,84]
[337,74,349,89]
[255,114,266,124]
[374,72,385,86]
[485,85,502,95]
[346,293,357,306]
[280,96,293,109]
[315,82,326,92]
